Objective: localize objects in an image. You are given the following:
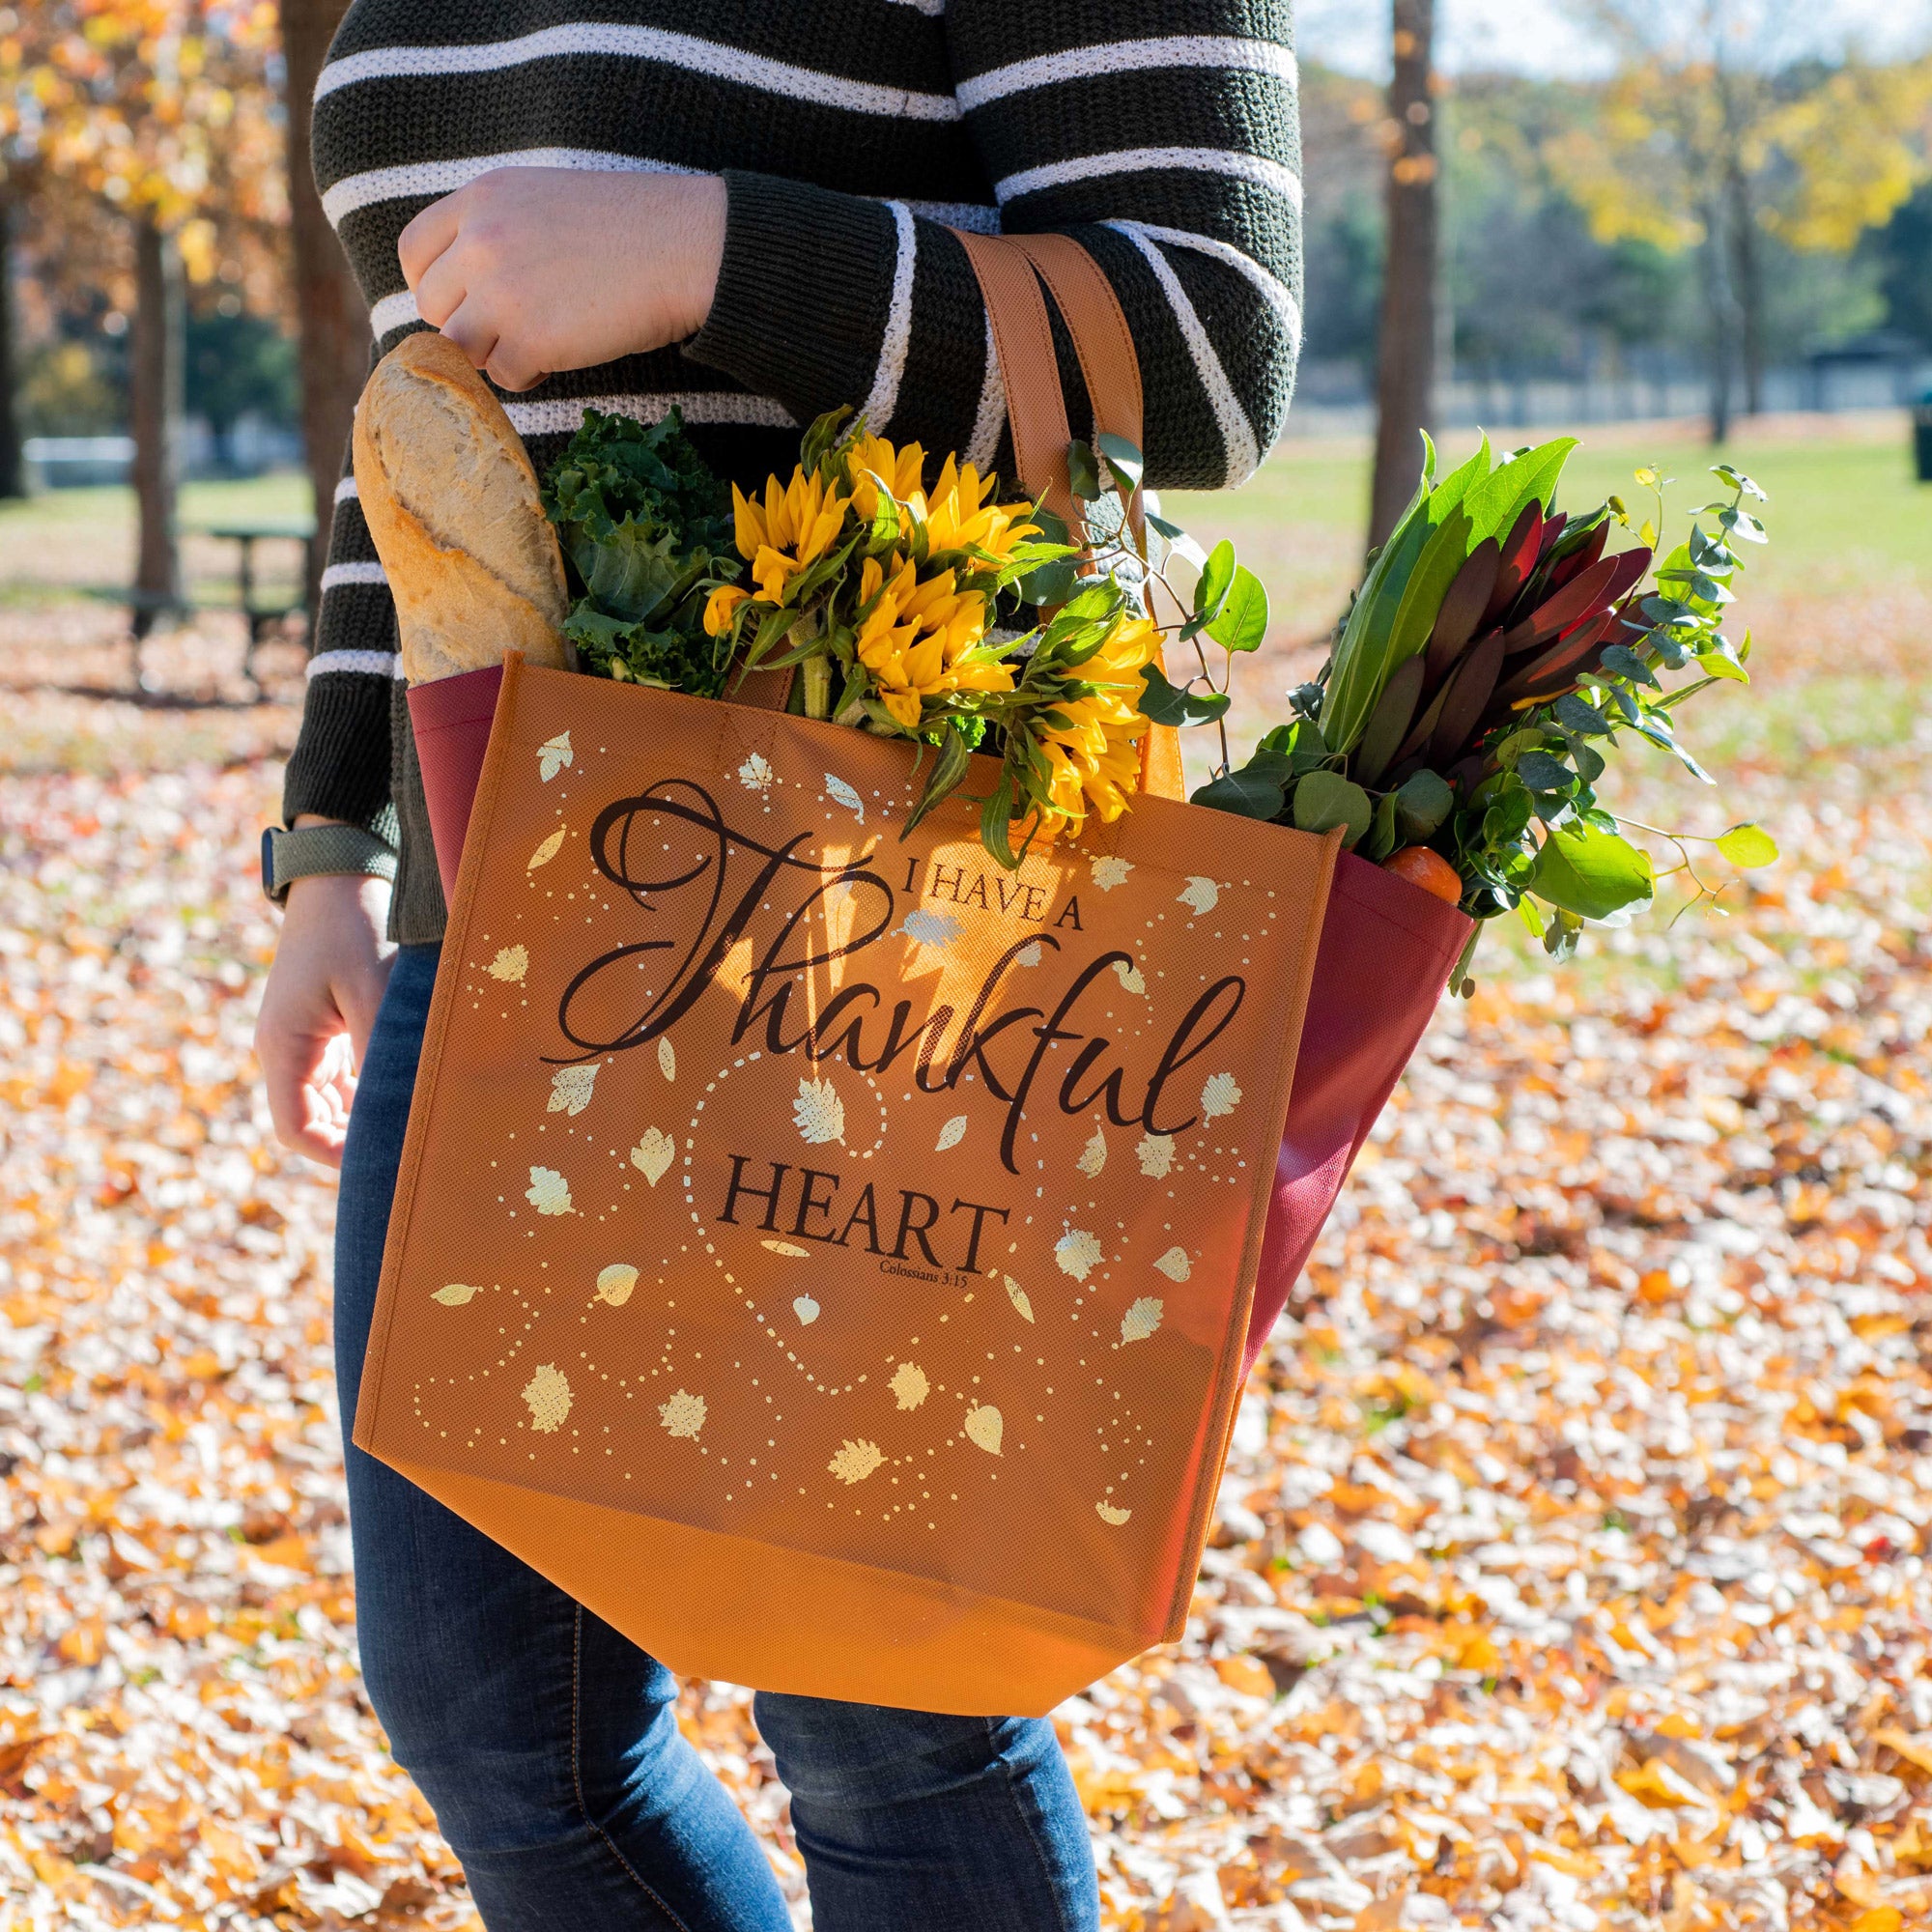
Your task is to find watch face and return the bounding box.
[261,826,278,895]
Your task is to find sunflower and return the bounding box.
[852,553,1015,728]
[1033,611,1161,827]
[727,466,851,607]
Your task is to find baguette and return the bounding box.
[352,331,570,684]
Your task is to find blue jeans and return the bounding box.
[335,946,1099,1932]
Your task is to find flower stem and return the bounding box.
[802,654,832,721]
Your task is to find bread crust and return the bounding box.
[352,331,570,683]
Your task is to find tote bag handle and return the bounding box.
[951,229,1184,803]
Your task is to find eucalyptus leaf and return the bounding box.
[1137,663,1230,727]
[1096,432,1145,495]
[1195,540,1236,623]
[1515,750,1575,793]
[1393,768,1453,839]
[1147,512,1208,571]
[1206,565,1269,654]
[1192,753,1290,820]
[1293,770,1374,847]
[1066,439,1102,501]
[1527,822,1653,921]
[1715,823,1778,868]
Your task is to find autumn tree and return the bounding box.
[1552,4,1932,440]
[1,1,286,624]
[1369,0,1440,550]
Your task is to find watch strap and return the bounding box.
[263,823,398,903]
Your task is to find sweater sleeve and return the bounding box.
[685,1,1301,492]
[279,403,400,838]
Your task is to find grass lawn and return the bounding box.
[0,472,316,609]
[1165,407,1932,655]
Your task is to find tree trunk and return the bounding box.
[1368,0,1439,550]
[1702,205,1734,445]
[130,215,185,622]
[1726,158,1764,417]
[279,0,369,638]
[0,191,21,501]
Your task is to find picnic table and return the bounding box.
[195,517,316,651]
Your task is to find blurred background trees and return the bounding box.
[0,2,1926,620]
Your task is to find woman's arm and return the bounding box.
[689,0,1302,490]
[389,4,1300,491]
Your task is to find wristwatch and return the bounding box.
[260,823,398,904]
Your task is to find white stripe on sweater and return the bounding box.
[1112,225,1260,487]
[320,561,390,593]
[884,0,946,14]
[502,392,797,439]
[330,156,1002,241]
[368,289,420,338]
[323,149,695,225]
[332,475,358,505]
[860,204,919,435]
[317,23,960,121]
[1105,218,1301,356]
[958,36,1295,112]
[306,648,397,679]
[996,146,1302,212]
[966,311,1006,473]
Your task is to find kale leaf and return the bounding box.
[541,408,740,696]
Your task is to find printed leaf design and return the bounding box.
[659,1389,706,1439]
[935,1115,968,1152]
[1056,1228,1103,1281]
[793,1074,846,1146]
[1096,1502,1132,1526]
[548,1064,598,1116]
[1005,1276,1035,1323]
[1152,1247,1193,1284]
[657,1037,676,1082]
[526,1167,573,1215]
[891,1361,930,1409]
[1121,1296,1164,1344]
[898,909,962,948]
[527,828,567,871]
[792,1294,820,1324]
[963,1404,1004,1456]
[523,1364,571,1433]
[761,1239,810,1258]
[1091,857,1134,891]
[595,1264,638,1307]
[738,753,774,791]
[537,731,573,781]
[1201,1072,1243,1119]
[486,945,528,983]
[1179,876,1221,915]
[824,773,866,823]
[1077,1128,1108,1178]
[828,1439,884,1485]
[1112,960,1147,996]
[630,1128,675,1185]
[1014,941,1043,966]
[432,1284,482,1307]
[1137,1134,1176,1179]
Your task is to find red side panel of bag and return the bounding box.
[408,665,504,908]
[1244,854,1472,1376]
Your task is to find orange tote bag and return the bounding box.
[355,240,1341,1717]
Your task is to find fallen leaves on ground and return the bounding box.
[1,606,1928,1928]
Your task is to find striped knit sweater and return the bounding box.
[285,0,1305,943]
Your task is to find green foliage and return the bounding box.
[542,408,740,697]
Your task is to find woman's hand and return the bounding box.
[399,168,727,392]
[255,849,397,1170]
